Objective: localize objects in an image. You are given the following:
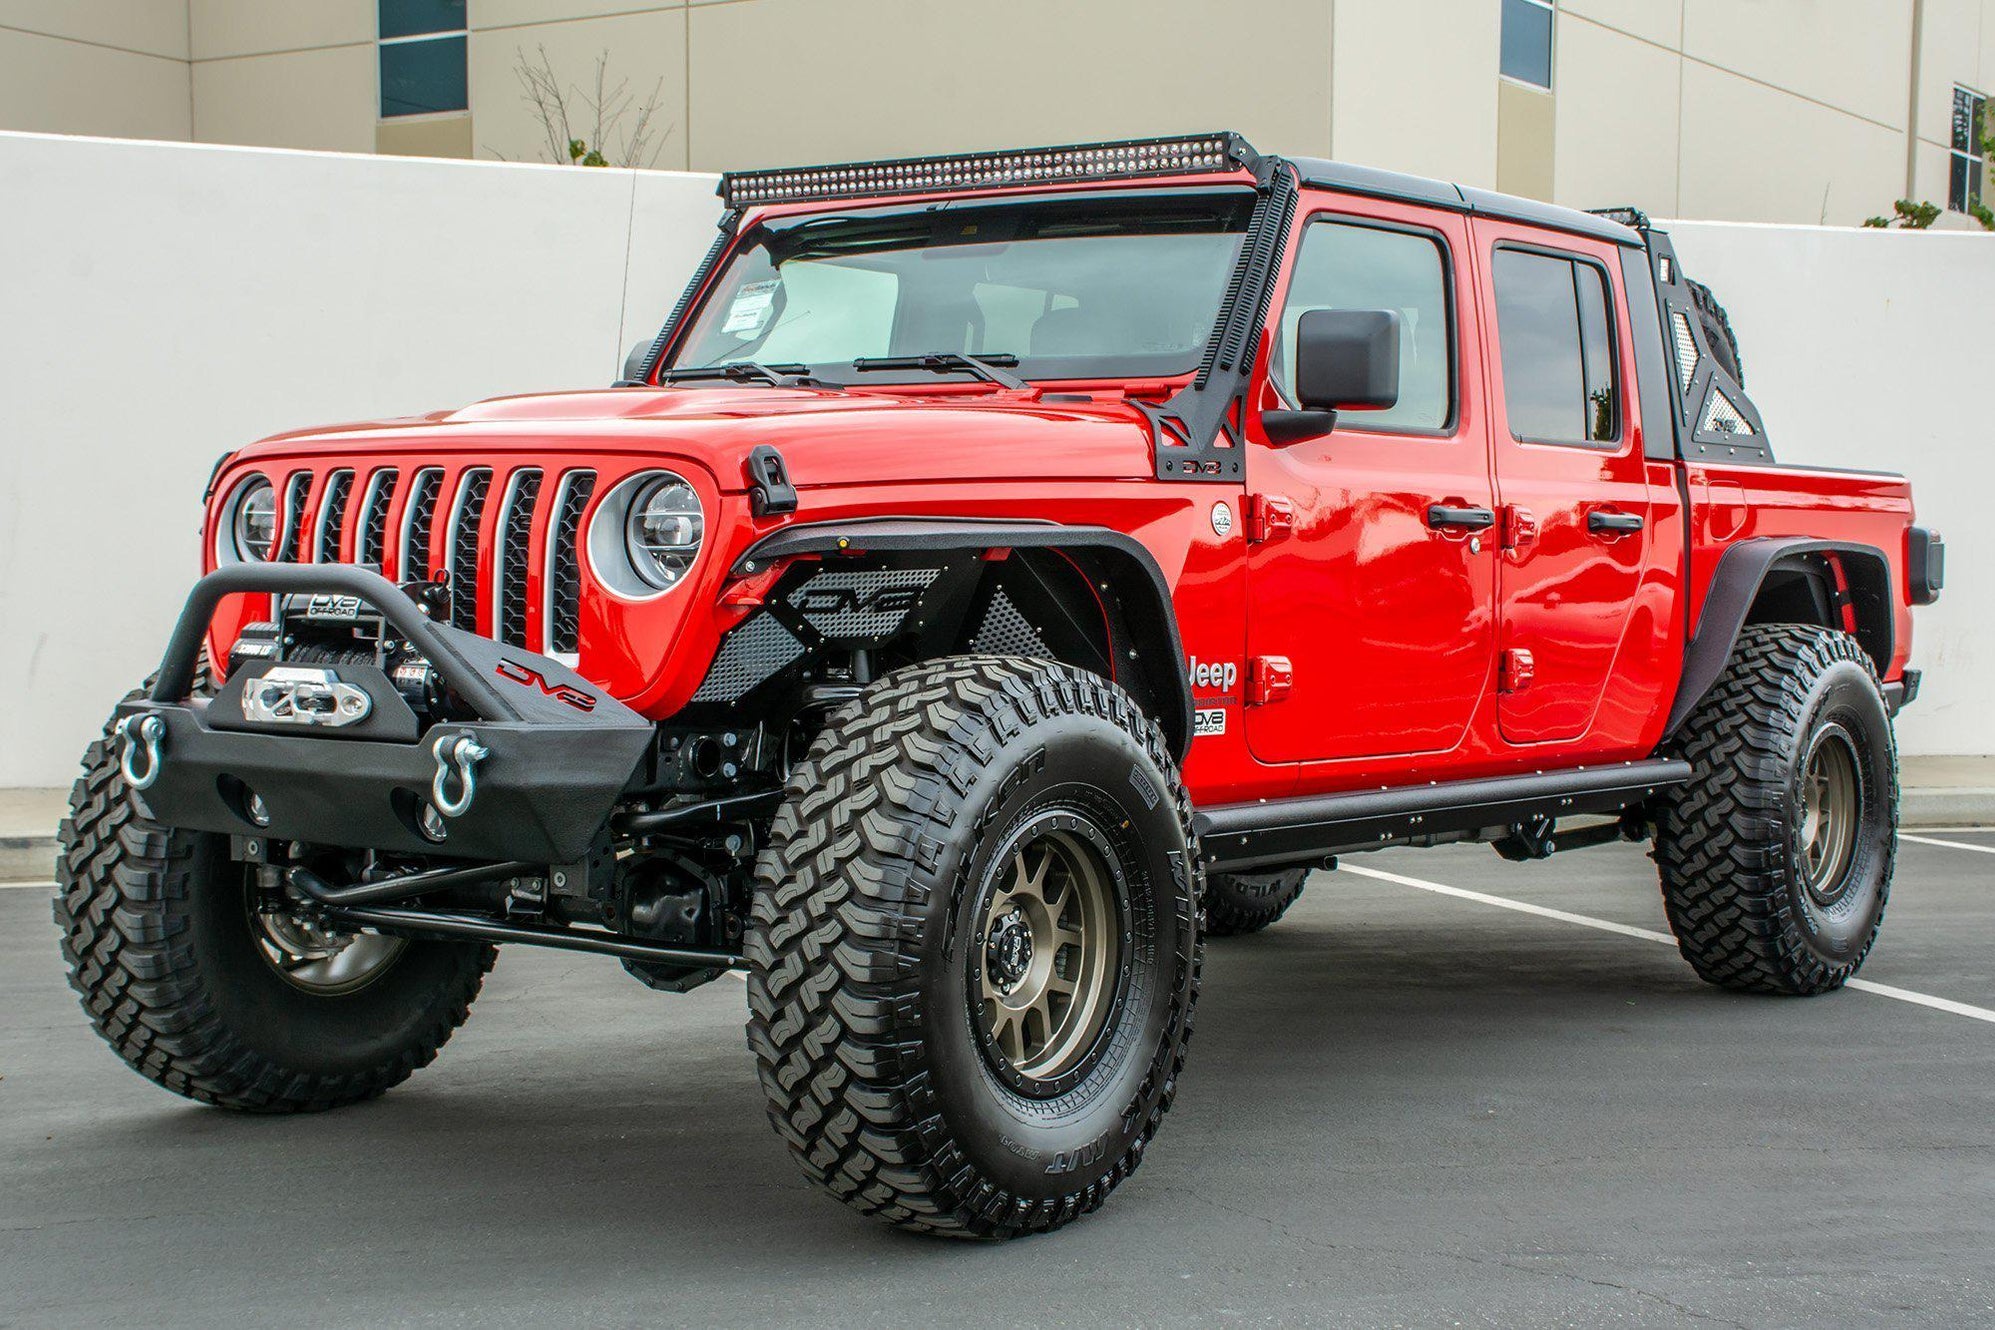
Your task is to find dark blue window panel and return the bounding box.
[1500,0,1554,88]
[380,34,467,117]
[380,0,465,40]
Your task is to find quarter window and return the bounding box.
[1951,85,1986,215]
[379,0,467,118]
[1492,248,1619,447]
[1274,221,1454,433]
[1500,0,1555,89]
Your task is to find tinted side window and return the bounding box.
[1276,221,1452,433]
[1492,248,1619,446]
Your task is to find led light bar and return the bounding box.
[719,132,1257,210]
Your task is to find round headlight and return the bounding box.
[231,478,278,562]
[624,474,704,590]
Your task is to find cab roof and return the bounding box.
[715,131,1640,249]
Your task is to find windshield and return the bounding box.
[667,189,1256,383]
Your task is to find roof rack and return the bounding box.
[717,132,1259,210]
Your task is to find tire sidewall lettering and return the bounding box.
[919,712,1192,1200]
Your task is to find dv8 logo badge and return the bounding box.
[1187,655,1238,738]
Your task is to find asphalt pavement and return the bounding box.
[3,832,1991,1328]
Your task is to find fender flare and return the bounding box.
[735,518,1193,758]
[1665,537,1894,738]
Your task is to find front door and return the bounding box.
[1244,198,1498,764]
[1471,221,1658,745]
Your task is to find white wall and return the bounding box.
[0,134,1986,786]
[0,131,721,786]
[1665,221,1991,758]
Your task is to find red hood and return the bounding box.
[238,385,1158,491]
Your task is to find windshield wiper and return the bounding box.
[848,352,1028,391]
[658,361,814,388]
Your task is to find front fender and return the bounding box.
[735,518,1194,758]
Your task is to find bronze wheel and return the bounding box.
[973,810,1125,1089]
[1798,724,1861,907]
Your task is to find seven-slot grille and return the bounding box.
[268,463,597,657]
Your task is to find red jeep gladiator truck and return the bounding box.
[58,133,1943,1238]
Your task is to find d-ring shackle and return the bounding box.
[430,733,491,819]
[116,714,167,792]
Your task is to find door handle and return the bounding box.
[1587,510,1645,535]
[1426,504,1496,531]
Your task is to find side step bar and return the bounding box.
[1195,760,1691,873]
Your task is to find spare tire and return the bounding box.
[1686,278,1744,385]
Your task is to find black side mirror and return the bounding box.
[618,340,655,386]
[1294,307,1400,412]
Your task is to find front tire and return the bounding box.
[1655,625,1897,994]
[745,658,1201,1238]
[54,692,495,1111]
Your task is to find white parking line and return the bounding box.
[1336,862,1995,1026]
[0,880,54,891]
[1899,833,1995,857]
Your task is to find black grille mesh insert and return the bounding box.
[448,469,492,631]
[357,469,398,568]
[548,471,594,655]
[401,468,443,581]
[498,470,542,649]
[277,472,311,562]
[315,470,354,564]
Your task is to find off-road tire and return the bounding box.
[1655,625,1897,994]
[1203,867,1309,936]
[1687,277,1744,385]
[54,686,495,1111]
[745,657,1202,1239]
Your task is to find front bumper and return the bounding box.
[121,565,653,863]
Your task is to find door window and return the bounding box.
[1491,248,1620,446]
[1274,221,1453,433]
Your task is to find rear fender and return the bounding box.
[1666,537,1893,738]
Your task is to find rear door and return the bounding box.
[1472,221,1659,744]
[1243,197,1498,763]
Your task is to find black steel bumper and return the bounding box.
[119,565,653,864]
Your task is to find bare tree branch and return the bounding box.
[510,45,672,169]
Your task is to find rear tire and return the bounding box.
[1202,867,1308,936]
[745,658,1201,1238]
[54,688,495,1111]
[1655,625,1897,994]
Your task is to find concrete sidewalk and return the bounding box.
[5,756,1991,883]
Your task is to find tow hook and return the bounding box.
[430,733,491,819]
[116,714,166,792]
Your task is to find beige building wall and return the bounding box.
[187,1,376,153]
[0,1,191,140]
[677,0,1334,172]
[1333,0,1500,187]
[6,0,1995,228]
